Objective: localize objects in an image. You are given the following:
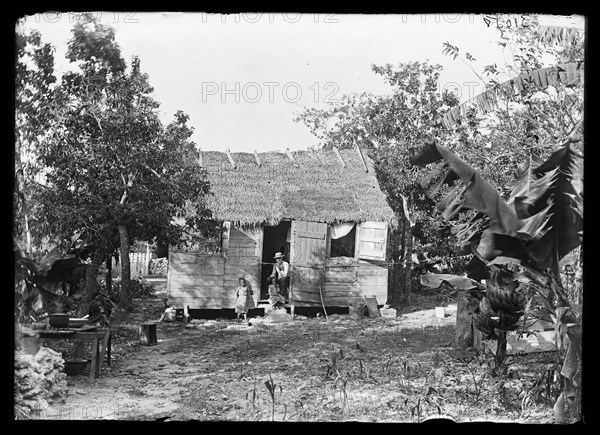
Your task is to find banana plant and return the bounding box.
[410,137,582,277]
[410,134,583,420]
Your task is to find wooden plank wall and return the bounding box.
[167,252,225,308]
[322,257,359,306]
[167,222,388,309]
[320,258,387,306]
[167,226,262,309]
[356,260,388,304]
[223,226,261,308]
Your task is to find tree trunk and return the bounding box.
[388,226,403,307]
[106,252,112,295]
[494,330,508,374]
[76,242,106,318]
[14,138,33,257]
[456,290,482,350]
[117,224,133,310]
[404,221,413,307]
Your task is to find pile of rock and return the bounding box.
[14,347,68,419]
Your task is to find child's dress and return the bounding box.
[268,283,285,307]
[236,285,255,313]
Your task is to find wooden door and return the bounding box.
[290,220,327,306]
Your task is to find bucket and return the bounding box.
[435,307,446,318]
[348,303,366,320]
[139,322,158,346]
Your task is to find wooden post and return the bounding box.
[106,333,112,366]
[146,243,151,276]
[98,329,111,373]
[198,148,203,167]
[333,146,346,167]
[89,336,99,383]
[285,148,298,166]
[226,149,236,169]
[355,144,368,172]
[253,150,262,167]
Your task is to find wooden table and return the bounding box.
[38,327,115,383]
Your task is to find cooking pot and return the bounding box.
[49,313,70,328]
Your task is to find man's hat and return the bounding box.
[274,252,283,259]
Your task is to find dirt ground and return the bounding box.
[34,278,557,423]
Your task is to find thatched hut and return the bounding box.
[167,145,397,314]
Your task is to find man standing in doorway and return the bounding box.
[271,252,290,302]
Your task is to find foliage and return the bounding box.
[414,15,584,421]
[14,25,58,265]
[295,62,462,306]
[13,231,90,322]
[296,62,459,241]
[413,135,582,420]
[434,16,584,251]
[149,258,168,276]
[410,140,583,277]
[16,14,215,315]
[105,276,157,302]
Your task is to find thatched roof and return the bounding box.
[200,147,397,228]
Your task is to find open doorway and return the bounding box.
[260,221,291,300]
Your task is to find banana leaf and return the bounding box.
[526,144,583,269]
[420,273,485,291]
[411,141,583,275]
[516,202,553,241]
[410,142,520,236]
[508,160,558,219]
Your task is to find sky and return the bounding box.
[18,12,585,153]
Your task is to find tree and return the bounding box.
[29,14,213,316]
[296,62,460,307]
[14,26,57,257]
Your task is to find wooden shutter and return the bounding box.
[358,221,388,261]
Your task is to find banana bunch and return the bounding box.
[486,268,527,315]
[474,297,499,339]
[474,267,530,338]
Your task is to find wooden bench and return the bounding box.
[38,328,116,383]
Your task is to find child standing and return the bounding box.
[267,275,285,310]
[235,277,255,321]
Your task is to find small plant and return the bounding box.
[321,347,344,380]
[410,387,444,423]
[333,372,349,417]
[432,350,442,368]
[520,365,560,417]
[400,357,411,379]
[245,378,260,417]
[458,352,495,403]
[264,374,281,422]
